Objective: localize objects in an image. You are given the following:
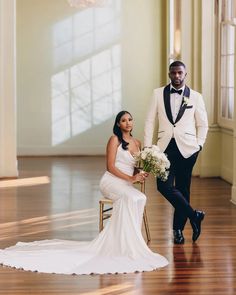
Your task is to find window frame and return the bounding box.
[218,0,235,129]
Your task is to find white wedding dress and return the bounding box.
[0,145,168,275]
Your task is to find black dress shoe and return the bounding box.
[191,210,205,242]
[173,230,185,244]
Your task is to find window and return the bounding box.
[219,0,235,127]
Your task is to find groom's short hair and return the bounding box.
[169,61,186,70]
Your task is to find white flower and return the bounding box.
[141,153,147,160]
[183,96,189,106]
[135,145,170,181]
[151,145,161,152]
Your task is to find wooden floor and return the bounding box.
[0,157,235,295]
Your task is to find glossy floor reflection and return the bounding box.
[0,157,235,294]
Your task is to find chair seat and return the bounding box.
[99,198,113,204]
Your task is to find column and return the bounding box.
[200,0,221,177]
[231,28,236,205]
[0,0,17,178]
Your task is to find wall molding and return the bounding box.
[18,145,106,156]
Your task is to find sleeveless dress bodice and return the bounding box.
[114,144,136,176]
[101,144,136,185]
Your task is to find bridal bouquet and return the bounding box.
[134,145,170,181]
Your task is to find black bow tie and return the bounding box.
[170,88,183,95]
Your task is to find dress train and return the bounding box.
[0,145,168,274]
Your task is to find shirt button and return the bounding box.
[173,125,176,127]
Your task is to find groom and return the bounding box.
[144,60,208,244]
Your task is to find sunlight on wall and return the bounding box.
[51,0,121,146]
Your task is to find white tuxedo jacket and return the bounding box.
[144,84,208,158]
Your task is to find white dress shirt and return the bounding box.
[170,85,185,122]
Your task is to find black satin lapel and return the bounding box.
[163,84,174,124]
[175,85,190,124]
[183,85,190,98]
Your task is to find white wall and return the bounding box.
[17,0,165,155]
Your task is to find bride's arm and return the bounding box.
[106,136,144,183]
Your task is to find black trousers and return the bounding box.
[157,139,199,231]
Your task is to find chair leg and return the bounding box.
[99,202,104,232]
[140,181,145,193]
[143,207,151,242]
[140,181,150,242]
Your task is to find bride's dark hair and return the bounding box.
[113,110,133,150]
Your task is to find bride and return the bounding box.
[0,111,168,275]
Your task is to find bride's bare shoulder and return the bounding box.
[107,135,120,147]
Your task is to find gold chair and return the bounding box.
[99,181,151,242]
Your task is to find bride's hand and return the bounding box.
[131,172,146,183]
[142,172,149,178]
